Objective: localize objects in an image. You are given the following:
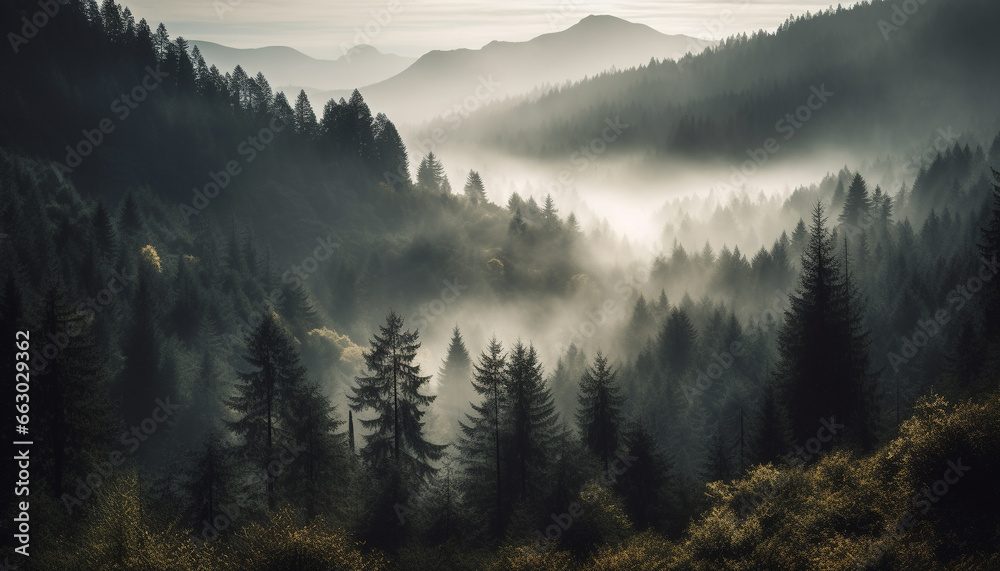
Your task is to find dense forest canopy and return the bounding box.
[1,0,999,569]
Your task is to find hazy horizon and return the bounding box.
[121,0,844,58]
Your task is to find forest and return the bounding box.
[1,0,998,569]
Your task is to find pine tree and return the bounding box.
[373,113,409,184]
[839,173,872,228]
[978,166,1000,334]
[775,203,876,449]
[228,314,307,510]
[657,307,698,377]
[508,208,527,235]
[831,177,846,212]
[153,22,170,60]
[628,294,656,347]
[704,422,733,482]
[750,380,792,466]
[576,352,625,469]
[117,192,143,237]
[349,311,445,482]
[293,90,318,138]
[117,274,173,436]
[542,194,560,230]
[463,171,487,205]
[416,153,445,192]
[457,336,507,535]
[34,284,113,499]
[504,341,560,501]
[182,430,236,527]
[436,326,472,437]
[613,422,679,533]
[284,382,346,517]
[92,200,117,258]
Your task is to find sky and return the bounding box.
[121,0,845,59]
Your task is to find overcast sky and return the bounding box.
[121,0,845,59]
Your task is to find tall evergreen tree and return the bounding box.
[775,203,876,450]
[182,430,236,527]
[576,352,625,469]
[839,172,872,227]
[463,170,487,205]
[457,336,507,535]
[34,284,113,499]
[657,307,698,378]
[284,382,346,518]
[504,341,560,501]
[613,422,679,534]
[349,311,445,482]
[228,314,307,510]
[436,326,473,436]
[293,90,318,138]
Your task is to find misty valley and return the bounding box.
[1,0,1000,569]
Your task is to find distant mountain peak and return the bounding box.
[573,15,634,28]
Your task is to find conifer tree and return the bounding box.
[576,352,624,469]
[978,166,1000,334]
[750,380,792,466]
[457,336,507,534]
[704,422,733,482]
[775,203,876,449]
[839,173,872,227]
[35,284,113,499]
[284,382,346,517]
[228,314,307,510]
[183,430,236,527]
[508,207,527,235]
[436,326,472,435]
[349,311,445,482]
[504,341,560,501]
[417,152,445,192]
[657,307,698,378]
[613,422,679,533]
[92,201,117,258]
[293,90,318,138]
[463,170,487,205]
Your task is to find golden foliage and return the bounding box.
[141,244,162,272]
[218,507,388,571]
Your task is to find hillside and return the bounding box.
[440,0,1000,164]
[313,15,713,124]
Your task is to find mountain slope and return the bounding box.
[308,15,713,124]
[440,0,1000,164]
[191,40,416,92]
